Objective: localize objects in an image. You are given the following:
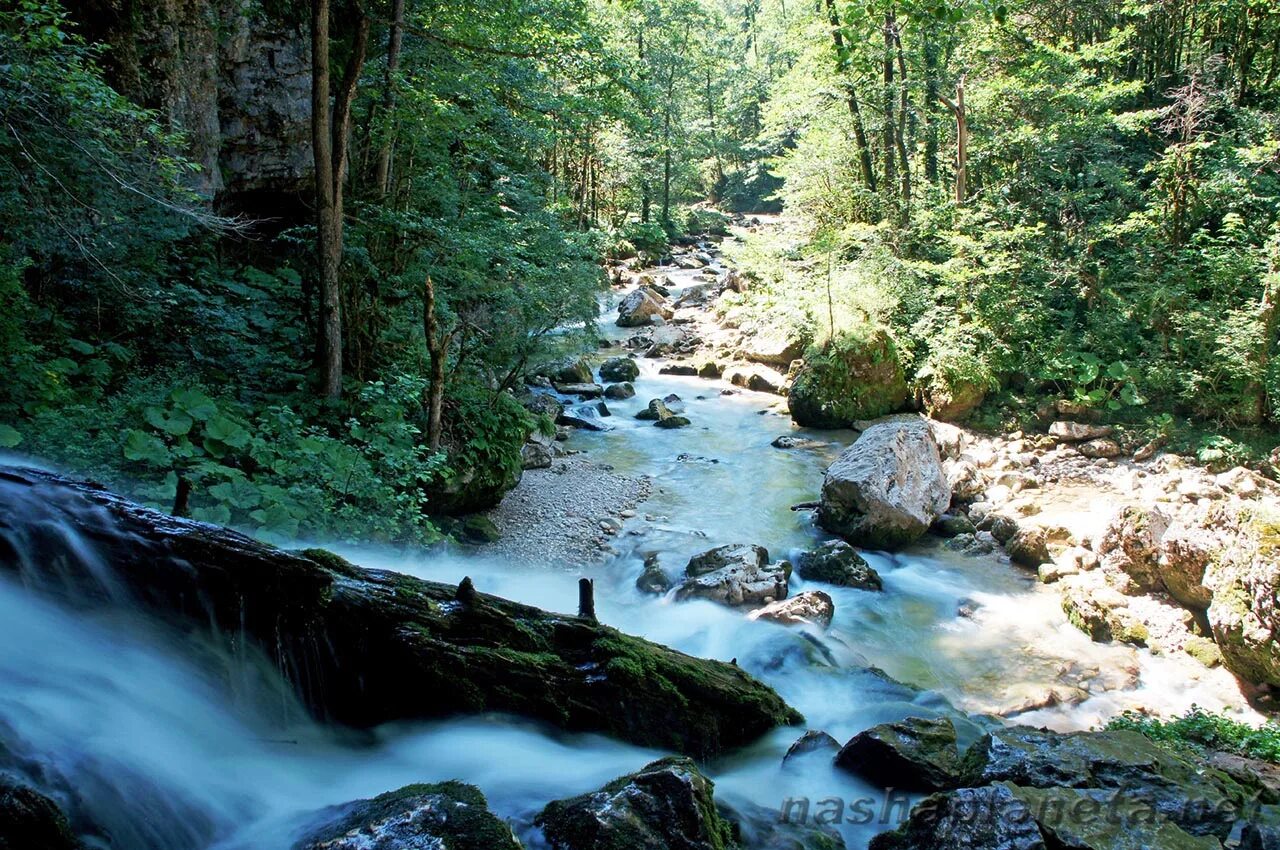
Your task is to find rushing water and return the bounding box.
[0,262,1256,849]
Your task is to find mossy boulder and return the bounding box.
[787,330,908,429]
[914,367,987,423]
[1205,505,1280,688]
[600,356,640,383]
[536,756,734,850]
[961,726,1246,838]
[835,716,963,792]
[0,467,801,759]
[293,782,519,850]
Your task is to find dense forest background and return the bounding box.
[1,0,1277,543]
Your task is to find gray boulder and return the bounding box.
[676,544,791,607]
[749,591,835,628]
[817,418,951,548]
[617,288,674,327]
[600,356,640,383]
[835,716,962,792]
[604,382,636,400]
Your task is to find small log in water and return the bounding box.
[578,577,596,621]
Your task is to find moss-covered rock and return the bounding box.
[0,467,801,758]
[961,726,1246,838]
[787,330,908,429]
[293,781,519,850]
[536,756,734,850]
[835,716,963,792]
[1205,504,1280,688]
[794,540,883,590]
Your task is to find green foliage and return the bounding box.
[1107,707,1280,765]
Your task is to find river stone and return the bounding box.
[617,288,674,327]
[835,716,962,792]
[0,779,81,850]
[817,418,951,549]
[676,546,791,608]
[961,726,1245,838]
[536,756,734,850]
[1242,804,1280,850]
[636,398,675,421]
[1079,438,1122,459]
[604,382,636,400]
[521,392,565,419]
[1006,528,1051,568]
[554,382,604,398]
[721,800,846,850]
[868,784,1047,850]
[743,328,808,367]
[293,781,519,850]
[522,440,553,470]
[1006,785,1223,850]
[654,415,692,429]
[748,591,834,628]
[932,513,976,538]
[534,356,593,385]
[636,554,672,595]
[787,329,908,428]
[660,363,699,376]
[795,540,882,590]
[558,407,613,432]
[771,435,827,450]
[599,356,640,383]
[1049,421,1114,441]
[783,730,842,766]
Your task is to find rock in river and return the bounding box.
[835,716,963,792]
[795,540,882,590]
[617,287,674,327]
[675,544,791,607]
[294,781,519,850]
[536,756,734,850]
[817,417,951,548]
[748,590,835,628]
[599,356,640,383]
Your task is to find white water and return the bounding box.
[0,266,1255,849]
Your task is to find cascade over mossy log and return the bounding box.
[0,467,800,758]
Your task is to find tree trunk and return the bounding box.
[882,13,897,195]
[939,77,967,205]
[423,275,449,451]
[823,0,876,192]
[373,0,405,197]
[312,0,342,400]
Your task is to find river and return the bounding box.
[0,258,1252,849]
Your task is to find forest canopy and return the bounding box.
[1,0,1277,542]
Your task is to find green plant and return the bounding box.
[1106,707,1280,764]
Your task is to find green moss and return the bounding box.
[788,327,909,428]
[1107,707,1280,765]
[299,547,364,579]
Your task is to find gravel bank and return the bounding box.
[479,455,652,565]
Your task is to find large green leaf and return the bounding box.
[143,405,193,436]
[0,424,22,448]
[205,414,250,449]
[122,429,171,465]
[170,388,218,421]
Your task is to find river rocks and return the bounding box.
[521,392,565,419]
[1079,438,1122,459]
[604,381,636,400]
[836,717,963,792]
[554,382,604,398]
[536,356,594,385]
[1049,421,1114,442]
[558,406,613,431]
[522,438,554,470]
[1203,504,1280,688]
[637,554,672,594]
[1060,573,1151,645]
[962,726,1245,838]
[787,330,908,429]
[0,467,801,757]
[1097,505,1172,594]
[943,459,985,501]
[743,328,808,367]
[637,398,691,428]
[0,779,81,850]
[771,435,827,450]
[536,756,734,850]
[655,415,692,429]
[676,544,791,607]
[748,591,834,628]
[599,356,640,383]
[783,730,841,766]
[660,363,699,376]
[725,364,787,395]
[459,515,502,544]
[794,540,883,590]
[868,784,1048,850]
[915,368,987,423]
[1006,527,1051,568]
[817,418,951,549]
[294,782,519,850]
[722,800,847,850]
[617,287,674,327]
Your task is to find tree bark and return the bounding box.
[373,0,405,197]
[423,275,450,451]
[823,0,876,192]
[938,77,967,205]
[311,2,370,401]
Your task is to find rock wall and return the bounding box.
[73,0,312,210]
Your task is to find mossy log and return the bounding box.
[0,467,800,758]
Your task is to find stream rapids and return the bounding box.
[0,261,1252,850]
